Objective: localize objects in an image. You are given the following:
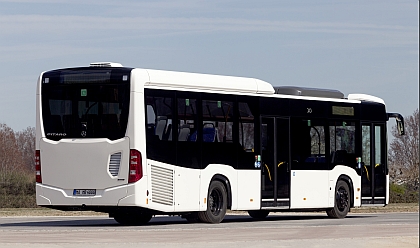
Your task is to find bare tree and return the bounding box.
[0,123,24,181]
[15,127,36,172]
[388,109,419,190]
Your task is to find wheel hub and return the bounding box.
[336,187,349,211]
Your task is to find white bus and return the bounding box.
[35,62,404,224]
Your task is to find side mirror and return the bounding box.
[396,118,405,136]
[387,113,405,136]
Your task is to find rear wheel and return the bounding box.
[114,212,153,225]
[198,180,227,223]
[248,210,269,219]
[327,180,350,218]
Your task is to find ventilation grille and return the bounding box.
[151,165,174,206]
[109,152,122,177]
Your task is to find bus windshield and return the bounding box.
[41,68,131,141]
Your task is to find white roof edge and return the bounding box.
[142,68,275,94]
[347,93,385,105]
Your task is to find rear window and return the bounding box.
[41,68,131,141]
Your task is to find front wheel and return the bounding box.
[327,180,350,218]
[198,180,227,223]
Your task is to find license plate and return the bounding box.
[73,189,96,196]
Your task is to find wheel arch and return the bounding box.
[337,174,354,208]
[211,174,232,209]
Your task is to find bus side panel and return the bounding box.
[117,177,148,207]
[328,165,361,208]
[199,164,237,211]
[174,167,201,212]
[386,174,389,205]
[290,170,329,209]
[235,170,261,210]
[145,159,175,212]
[126,69,149,164]
[35,73,44,145]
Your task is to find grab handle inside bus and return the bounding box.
[387,113,405,136]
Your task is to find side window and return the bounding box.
[239,102,254,151]
[177,98,197,142]
[362,125,371,166]
[144,91,176,165]
[146,105,155,125]
[291,119,327,169]
[202,99,234,143]
[310,125,326,157]
[330,121,356,167]
[374,125,382,167]
[145,96,173,141]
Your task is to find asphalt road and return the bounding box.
[0,212,418,248]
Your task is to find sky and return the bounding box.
[0,0,418,133]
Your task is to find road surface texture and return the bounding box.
[0,212,418,248]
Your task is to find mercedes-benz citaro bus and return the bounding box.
[35,62,405,225]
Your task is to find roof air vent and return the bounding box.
[274,86,344,99]
[90,62,123,67]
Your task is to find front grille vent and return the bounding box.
[109,152,122,177]
[151,165,174,206]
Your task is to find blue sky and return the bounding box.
[0,0,418,132]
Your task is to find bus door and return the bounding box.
[361,123,387,205]
[261,117,290,208]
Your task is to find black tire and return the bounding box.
[114,212,153,225]
[248,210,269,219]
[198,180,227,224]
[327,180,350,218]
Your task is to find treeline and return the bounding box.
[0,124,37,208]
[0,109,418,208]
[388,109,419,203]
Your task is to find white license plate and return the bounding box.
[73,189,96,196]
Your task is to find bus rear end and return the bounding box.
[35,65,144,215]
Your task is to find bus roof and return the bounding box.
[140,68,275,95]
[80,63,386,105]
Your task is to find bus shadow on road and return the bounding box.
[221,214,373,223]
[0,214,374,227]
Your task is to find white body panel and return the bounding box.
[199,166,261,211]
[290,170,329,208]
[39,137,130,189]
[144,69,275,94]
[290,166,361,209]
[37,137,131,206]
[142,160,260,213]
[328,165,361,208]
[235,170,261,210]
[174,166,201,211]
[386,174,389,205]
[36,183,128,205]
[348,94,385,105]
